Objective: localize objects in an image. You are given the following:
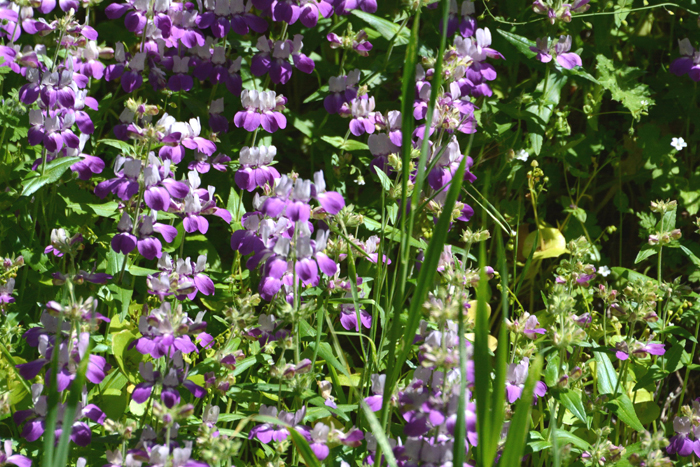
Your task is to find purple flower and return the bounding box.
[324,69,360,114]
[427,136,477,190]
[309,423,330,460]
[13,384,106,446]
[615,341,665,361]
[143,158,190,212]
[177,171,232,234]
[530,35,582,69]
[332,0,376,15]
[131,302,212,359]
[208,98,229,134]
[249,405,307,444]
[505,358,547,403]
[668,415,700,457]
[272,0,333,27]
[327,30,372,57]
[312,170,345,215]
[235,145,280,192]
[0,278,15,304]
[349,96,376,136]
[94,156,141,201]
[671,39,700,81]
[522,314,546,339]
[0,440,31,467]
[251,35,314,85]
[44,228,83,257]
[364,374,386,412]
[247,313,289,344]
[234,90,287,133]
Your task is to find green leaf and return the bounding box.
[99,138,135,154]
[596,54,654,121]
[21,157,80,197]
[320,135,369,151]
[526,74,567,155]
[86,201,120,218]
[553,430,592,451]
[659,326,698,343]
[497,30,536,58]
[128,265,157,277]
[374,166,393,192]
[594,351,618,395]
[608,396,645,432]
[555,389,589,427]
[594,351,645,432]
[112,330,145,384]
[634,247,657,264]
[288,429,322,467]
[680,245,700,267]
[351,10,410,45]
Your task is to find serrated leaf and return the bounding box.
[497,30,537,58]
[596,54,654,120]
[634,247,657,264]
[320,135,369,151]
[21,157,80,197]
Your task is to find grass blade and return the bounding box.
[54,338,91,466]
[498,356,543,467]
[474,239,493,467]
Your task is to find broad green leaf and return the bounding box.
[680,245,700,267]
[608,396,645,432]
[594,351,618,395]
[594,351,645,432]
[555,389,589,427]
[635,401,660,425]
[610,267,657,285]
[87,201,120,218]
[112,330,145,384]
[374,166,393,192]
[320,135,369,151]
[99,138,135,154]
[522,227,568,260]
[526,74,567,155]
[497,30,536,58]
[351,10,410,45]
[128,265,157,277]
[554,430,591,451]
[634,247,657,264]
[21,157,80,197]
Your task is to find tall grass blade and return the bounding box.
[54,339,91,466]
[498,356,543,467]
[474,237,493,467]
[381,6,422,432]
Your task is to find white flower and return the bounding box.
[515,149,529,162]
[671,137,688,151]
[598,265,611,277]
